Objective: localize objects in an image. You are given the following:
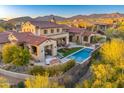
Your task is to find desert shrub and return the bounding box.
[0,77,10,88]
[0,52,2,61]
[25,74,64,88]
[62,60,76,72]
[92,49,100,59]
[29,60,76,77]
[17,81,25,88]
[29,66,46,75]
[46,60,76,76]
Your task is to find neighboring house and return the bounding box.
[93,22,111,32]
[0,31,57,62]
[13,22,22,32]
[21,21,69,47]
[67,27,106,45]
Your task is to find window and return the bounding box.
[77,36,79,40]
[64,29,68,32]
[57,29,60,33]
[31,46,37,55]
[44,30,48,34]
[51,29,54,33]
[84,36,88,41]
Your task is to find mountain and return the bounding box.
[67,13,124,20]
[7,16,34,24]
[0,20,5,23]
[67,15,89,20]
[3,13,124,25]
[99,13,124,18]
[35,15,66,21]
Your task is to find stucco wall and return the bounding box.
[0,44,3,52]
[22,22,36,35]
[70,33,82,44]
[39,28,63,35]
[48,32,69,45]
[35,39,57,62]
[22,22,66,36]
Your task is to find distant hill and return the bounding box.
[7,16,34,24]
[68,13,124,20]
[3,13,124,25]
[67,15,89,20]
[0,20,5,23]
[34,15,66,21]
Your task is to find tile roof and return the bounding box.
[0,32,10,44]
[29,21,66,29]
[0,31,49,45]
[67,27,85,34]
[67,27,96,36]
[81,31,96,36]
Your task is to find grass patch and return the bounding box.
[58,47,83,57]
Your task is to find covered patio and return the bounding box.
[56,37,68,47]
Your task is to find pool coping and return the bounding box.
[61,46,94,64]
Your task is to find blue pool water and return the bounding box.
[67,48,93,63]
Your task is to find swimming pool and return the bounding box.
[67,48,93,63]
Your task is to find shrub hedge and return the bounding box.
[29,60,76,77]
[29,65,46,75]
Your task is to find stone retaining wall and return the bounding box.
[58,59,91,88]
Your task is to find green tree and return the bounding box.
[2,44,30,66]
[106,28,117,39]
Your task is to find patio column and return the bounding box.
[88,35,91,43]
[52,43,57,56]
[28,45,32,55]
[66,35,69,45]
[38,46,45,62]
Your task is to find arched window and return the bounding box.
[44,30,48,34]
[77,36,79,41]
[51,29,54,33]
[23,29,25,32]
[57,29,60,33]
[84,36,88,41]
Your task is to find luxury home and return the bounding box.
[21,21,69,47]
[0,20,107,65]
[67,27,106,45]
[0,31,57,62]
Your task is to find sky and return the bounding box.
[1,5,124,19]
